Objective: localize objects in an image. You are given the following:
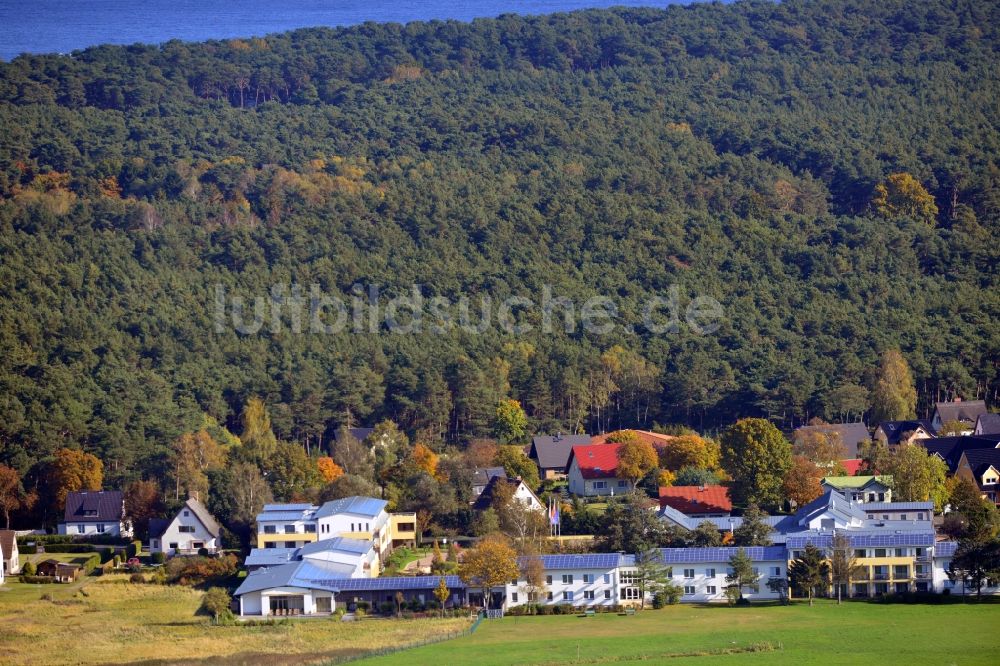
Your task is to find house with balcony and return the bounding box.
[821,475,893,504]
[58,490,132,538]
[149,497,221,557]
[245,536,379,576]
[255,504,319,549]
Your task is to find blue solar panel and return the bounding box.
[935,542,957,557]
[785,532,935,549]
[318,575,463,591]
[531,553,622,570]
[658,547,785,563]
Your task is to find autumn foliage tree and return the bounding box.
[459,532,519,610]
[0,464,34,529]
[125,479,163,540]
[872,172,939,225]
[616,439,658,487]
[170,430,224,501]
[316,457,344,483]
[870,350,918,423]
[41,448,103,515]
[658,434,721,472]
[409,443,440,478]
[783,455,825,507]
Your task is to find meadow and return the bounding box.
[363,599,1000,665]
[0,576,471,665]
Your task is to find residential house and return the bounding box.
[861,502,933,523]
[874,420,935,449]
[931,399,988,434]
[0,530,20,576]
[315,496,392,559]
[794,422,870,458]
[974,413,1000,436]
[821,476,893,503]
[954,447,1000,506]
[918,434,1000,473]
[528,433,592,480]
[472,467,507,499]
[149,497,222,557]
[932,541,1000,596]
[662,547,788,602]
[58,490,132,538]
[565,443,632,497]
[255,503,318,549]
[589,431,676,449]
[245,536,379,576]
[472,476,545,513]
[658,486,732,517]
[36,559,81,582]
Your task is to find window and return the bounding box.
[604,590,611,599]
[683,569,695,579]
[547,592,553,601]
[284,524,296,534]
[882,514,889,520]
[264,525,276,534]
[510,592,518,603]
[772,567,781,576]
[151,539,158,549]
[622,588,641,600]
[584,590,595,600]
[179,525,195,533]
[917,513,925,521]
[315,597,332,613]
[169,542,178,550]
[593,481,607,490]
[265,542,276,549]
[365,522,370,531]
[604,574,611,584]
[305,524,316,533]
[77,525,85,534]
[706,586,717,595]
[563,591,573,601]
[874,549,887,558]
[895,548,906,557]
[562,574,574,584]
[617,480,626,487]
[620,571,638,585]
[183,510,189,517]
[545,575,552,585]
[900,514,907,521]
[97,524,106,533]
[684,586,696,595]
[915,547,925,557]
[285,541,296,548]
[706,568,715,578]
[855,549,866,558]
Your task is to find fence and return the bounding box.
[320,613,485,665]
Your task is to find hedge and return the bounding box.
[19,575,58,584]
[41,544,99,553]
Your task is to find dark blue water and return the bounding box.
[0,1,683,61]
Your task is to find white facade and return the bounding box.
[566,458,631,497]
[506,566,621,607]
[150,499,221,556]
[670,559,788,603]
[238,586,336,617]
[57,520,131,538]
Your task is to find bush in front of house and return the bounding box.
[20,575,57,584]
[130,573,146,584]
[165,554,237,585]
[21,561,36,576]
[152,551,167,564]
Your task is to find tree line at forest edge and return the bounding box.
[0,0,998,502]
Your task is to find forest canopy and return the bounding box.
[0,0,998,488]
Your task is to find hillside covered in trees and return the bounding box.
[0,0,998,488]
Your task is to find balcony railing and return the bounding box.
[872,572,890,581]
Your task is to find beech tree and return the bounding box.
[493,398,528,444]
[616,439,658,488]
[459,533,519,610]
[783,455,825,507]
[41,448,103,516]
[872,172,939,225]
[658,434,721,472]
[0,464,33,529]
[721,419,792,509]
[885,445,948,509]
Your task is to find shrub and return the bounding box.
[152,551,167,564]
[355,601,370,613]
[127,541,142,558]
[42,544,98,554]
[354,608,366,618]
[40,592,54,601]
[200,587,233,623]
[129,573,146,584]
[21,561,36,576]
[19,545,37,555]
[379,602,395,615]
[20,575,56,584]
[165,554,237,585]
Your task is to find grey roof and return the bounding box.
[794,422,870,457]
[235,560,357,596]
[877,420,936,445]
[314,496,387,519]
[960,447,1000,478]
[659,546,786,564]
[529,434,593,470]
[917,435,1000,472]
[861,502,933,513]
[148,518,170,539]
[245,548,298,567]
[472,476,541,512]
[323,575,464,591]
[796,490,868,526]
[300,537,372,556]
[62,490,124,523]
[975,413,1000,435]
[256,508,317,523]
[785,530,935,549]
[262,503,315,512]
[934,400,988,425]
[472,467,506,487]
[183,498,222,538]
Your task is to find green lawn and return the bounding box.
[362,600,1000,665]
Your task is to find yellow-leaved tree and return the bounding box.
[872,172,938,225]
[459,533,519,610]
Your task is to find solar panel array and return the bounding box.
[658,547,785,563]
[256,510,316,522]
[934,541,958,558]
[534,553,624,570]
[862,502,934,511]
[785,532,935,549]
[262,503,315,512]
[317,575,464,591]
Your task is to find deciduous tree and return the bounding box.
[829,533,862,604]
[0,464,33,529]
[42,448,103,515]
[493,398,528,444]
[616,439,658,488]
[872,172,939,225]
[783,455,824,507]
[459,532,519,610]
[870,350,917,423]
[720,419,792,509]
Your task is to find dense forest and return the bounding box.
[1,0,998,489]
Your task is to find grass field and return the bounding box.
[0,575,471,665]
[362,600,1000,665]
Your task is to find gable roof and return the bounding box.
[148,518,170,539]
[315,496,387,520]
[529,434,593,470]
[0,530,16,560]
[840,459,863,476]
[876,420,935,445]
[472,466,506,487]
[822,475,891,490]
[918,435,1000,472]
[181,497,222,537]
[658,486,732,514]
[975,413,1000,435]
[934,400,988,425]
[472,476,542,512]
[62,490,124,523]
[959,447,1000,480]
[794,423,870,458]
[567,443,621,479]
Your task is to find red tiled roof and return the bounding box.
[658,485,732,514]
[840,459,863,476]
[590,431,676,449]
[568,443,622,479]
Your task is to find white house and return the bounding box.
[472,476,545,513]
[255,503,319,549]
[0,530,20,578]
[315,496,392,559]
[149,498,222,557]
[245,536,379,577]
[506,554,625,608]
[58,490,132,538]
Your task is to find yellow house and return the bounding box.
[255,503,319,549]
